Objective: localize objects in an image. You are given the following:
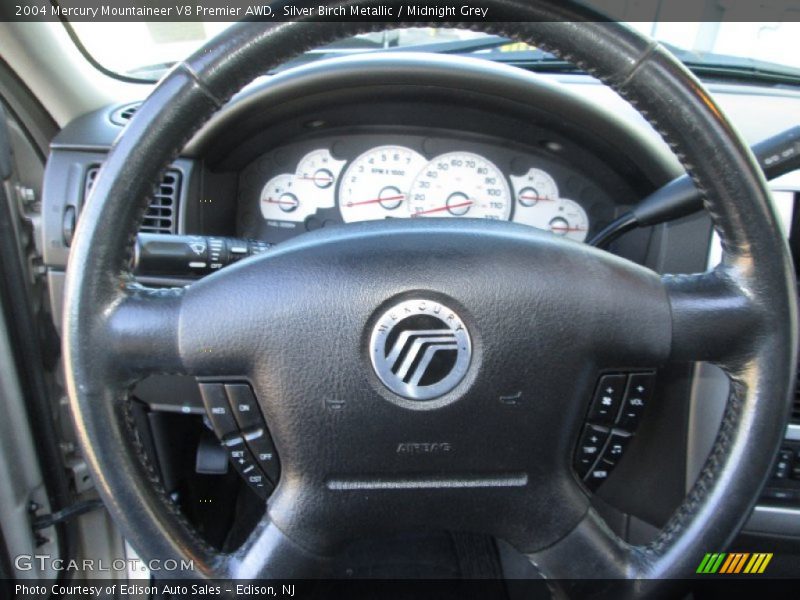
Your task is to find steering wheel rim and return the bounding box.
[63,1,797,593]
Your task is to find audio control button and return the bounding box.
[574,424,609,478]
[616,372,655,429]
[588,374,626,425]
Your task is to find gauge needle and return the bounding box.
[411,200,474,217]
[519,194,555,202]
[298,175,334,183]
[550,226,587,232]
[346,194,405,208]
[263,197,297,206]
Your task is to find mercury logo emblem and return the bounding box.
[370,299,471,401]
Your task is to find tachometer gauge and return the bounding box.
[408,152,511,220]
[547,198,590,242]
[259,173,305,223]
[294,149,346,208]
[339,146,427,223]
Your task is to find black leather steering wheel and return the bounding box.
[63,1,797,595]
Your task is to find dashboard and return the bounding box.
[35,50,800,568]
[238,133,609,245]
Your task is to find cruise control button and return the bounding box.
[246,428,281,483]
[616,372,655,430]
[225,384,264,430]
[574,424,610,478]
[226,442,271,499]
[588,374,626,425]
[246,472,273,499]
[199,383,238,437]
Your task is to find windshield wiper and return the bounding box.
[289,35,578,73]
[126,61,177,79]
[379,35,513,54]
[662,43,800,86]
[127,36,577,79]
[123,36,800,85]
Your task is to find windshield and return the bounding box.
[69,22,800,83]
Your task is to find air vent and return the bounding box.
[84,165,180,235]
[83,166,99,205]
[794,283,800,425]
[109,102,142,126]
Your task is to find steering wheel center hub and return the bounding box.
[369,298,472,404]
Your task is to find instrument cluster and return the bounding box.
[248,139,594,243]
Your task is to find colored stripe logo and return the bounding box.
[696,552,773,574]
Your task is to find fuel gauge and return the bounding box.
[548,198,590,242]
[260,173,305,223]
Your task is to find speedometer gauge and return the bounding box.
[339,146,427,223]
[408,152,511,220]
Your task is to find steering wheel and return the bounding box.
[63,1,797,594]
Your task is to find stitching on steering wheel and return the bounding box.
[530,33,752,561]
[120,391,223,560]
[647,380,746,555]
[497,27,751,564]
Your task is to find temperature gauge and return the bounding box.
[259,148,346,225]
[294,149,346,209]
[511,168,589,241]
[511,168,559,208]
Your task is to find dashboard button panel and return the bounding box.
[574,424,610,478]
[199,381,281,499]
[585,461,613,487]
[573,371,655,491]
[617,372,655,429]
[225,440,271,499]
[601,431,633,467]
[246,428,281,483]
[199,383,238,438]
[761,443,800,506]
[225,383,263,431]
[587,374,626,425]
